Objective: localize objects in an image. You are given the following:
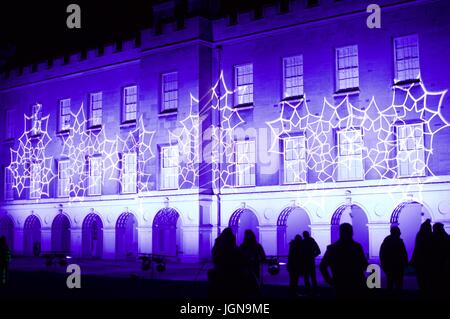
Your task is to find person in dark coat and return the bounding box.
[319,223,368,297]
[379,226,408,290]
[287,234,303,295]
[431,222,450,298]
[0,236,11,286]
[410,219,433,296]
[239,229,266,286]
[210,227,246,298]
[301,231,321,294]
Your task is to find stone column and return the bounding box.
[137,226,152,254]
[102,227,116,259]
[310,223,331,257]
[180,225,200,262]
[70,227,82,258]
[41,227,52,253]
[13,227,24,255]
[258,225,278,256]
[367,222,391,260]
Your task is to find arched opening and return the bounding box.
[51,214,71,253]
[331,204,369,256]
[277,206,311,256]
[82,213,103,259]
[116,212,138,259]
[390,201,431,259]
[24,215,41,256]
[229,208,259,245]
[152,208,182,257]
[0,215,14,250]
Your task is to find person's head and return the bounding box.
[220,227,236,246]
[302,231,310,239]
[390,226,401,237]
[433,222,447,236]
[294,234,302,242]
[419,219,432,236]
[339,223,353,241]
[243,229,257,245]
[0,236,6,246]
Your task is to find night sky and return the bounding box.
[0,0,280,72]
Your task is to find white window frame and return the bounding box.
[5,109,14,139]
[89,92,103,127]
[283,136,307,184]
[335,45,359,91]
[394,35,420,83]
[161,72,178,112]
[29,162,41,199]
[88,156,102,195]
[59,98,71,131]
[31,103,42,136]
[4,167,13,200]
[122,85,138,122]
[283,55,304,99]
[396,123,425,177]
[337,128,364,181]
[122,153,137,194]
[234,63,254,105]
[160,145,179,190]
[235,140,256,187]
[58,160,70,197]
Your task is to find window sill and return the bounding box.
[56,129,71,137]
[333,88,360,97]
[234,103,254,111]
[233,184,256,188]
[87,125,102,132]
[392,79,421,88]
[158,110,178,118]
[160,187,180,191]
[2,138,14,143]
[120,120,137,129]
[281,95,304,102]
[30,133,43,140]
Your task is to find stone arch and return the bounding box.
[24,214,41,256]
[0,214,14,250]
[277,205,312,256]
[152,207,182,257]
[51,213,71,253]
[228,207,260,245]
[115,212,138,259]
[82,213,103,259]
[330,204,369,256]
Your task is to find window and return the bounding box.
[58,160,70,197]
[5,109,14,139]
[396,123,425,177]
[161,72,178,112]
[30,162,41,199]
[283,136,307,184]
[394,35,420,83]
[122,153,137,193]
[235,64,254,105]
[123,86,137,122]
[337,129,363,181]
[235,140,256,187]
[31,104,42,135]
[59,99,71,131]
[336,45,359,91]
[88,156,102,195]
[4,167,13,200]
[283,55,304,99]
[160,145,179,189]
[89,92,102,127]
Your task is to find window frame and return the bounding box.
[335,45,359,92]
[58,98,71,132]
[161,72,178,112]
[234,63,254,106]
[58,159,70,198]
[395,122,426,178]
[121,152,137,194]
[393,34,420,84]
[89,92,103,128]
[283,135,307,184]
[29,162,42,199]
[234,140,256,187]
[122,85,138,123]
[160,144,179,190]
[336,128,364,182]
[88,156,102,196]
[282,55,304,100]
[4,167,14,200]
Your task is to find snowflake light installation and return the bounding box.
[7,104,56,199]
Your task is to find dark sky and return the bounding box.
[0,0,281,72]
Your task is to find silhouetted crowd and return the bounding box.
[208,219,450,299]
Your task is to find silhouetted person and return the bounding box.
[379,226,408,291]
[287,235,303,295]
[239,230,266,287]
[411,219,433,296]
[0,236,11,286]
[320,223,368,297]
[431,223,450,298]
[210,227,245,298]
[301,231,321,294]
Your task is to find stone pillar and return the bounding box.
[70,227,82,258]
[180,225,200,262]
[41,227,52,253]
[259,225,277,256]
[13,227,24,255]
[367,222,391,260]
[137,226,152,254]
[199,225,213,260]
[310,223,331,257]
[102,227,116,259]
